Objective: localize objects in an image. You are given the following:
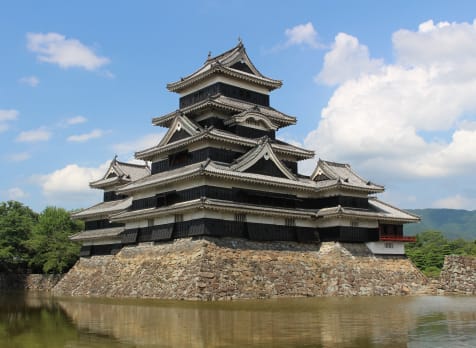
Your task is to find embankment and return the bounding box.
[53,237,428,300]
[438,255,476,295]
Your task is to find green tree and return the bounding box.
[26,207,82,273]
[0,201,38,271]
[406,230,476,277]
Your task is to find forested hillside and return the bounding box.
[405,209,476,240]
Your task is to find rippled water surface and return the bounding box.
[1,292,476,347]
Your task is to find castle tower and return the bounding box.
[73,42,418,256]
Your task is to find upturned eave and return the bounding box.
[167,65,282,93]
[152,95,296,129]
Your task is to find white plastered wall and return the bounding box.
[316,217,378,228]
[366,242,405,255]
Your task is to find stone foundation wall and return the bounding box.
[438,255,476,295]
[53,238,428,300]
[0,273,62,291]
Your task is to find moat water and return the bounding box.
[1,292,476,348]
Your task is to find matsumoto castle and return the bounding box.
[72,42,418,257]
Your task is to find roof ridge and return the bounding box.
[205,41,243,64]
[319,158,349,167]
[115,160,148,168]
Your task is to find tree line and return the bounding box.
[0,201,82,274]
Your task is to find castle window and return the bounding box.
[285,218,295,227]
[235,213,246,223]
[174,214,183,223]
[385,242,394,249]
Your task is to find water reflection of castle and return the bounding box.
[71,42,418,257]
[58,297,414,347]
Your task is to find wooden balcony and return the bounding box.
[379,235,416,242]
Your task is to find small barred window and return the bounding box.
[285,218,296,227]
[174,214,183,223]
[385,242,394,249]
[247,118,260,127]
[235,213,246,223]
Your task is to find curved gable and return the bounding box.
[158,115,202,147]
[231,141,296,180]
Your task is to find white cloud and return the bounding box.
[284,22,322,49]
[0,109,18,132]
[316,33,383,85]
[112,133,164,158]
[0,110,18,122]
[26,32,110,70]
[66,115,87,125]
[433,194,476,210]
[8,152,30,162]
[0,110,19,122]
[34,161,109,206]
[393,20,476,69]
[7,187,27,200]
[67,129,104,142]
[16,127,51,142]
[19,75,39,87]
[306,19,476,180]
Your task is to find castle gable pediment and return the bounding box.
[230,140,296,180]
[158,115,202,147]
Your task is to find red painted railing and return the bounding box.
[380,235,416,242]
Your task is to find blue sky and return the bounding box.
[2,0,476,212]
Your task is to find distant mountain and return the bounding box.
[404,209,476,240]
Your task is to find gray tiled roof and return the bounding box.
[316,198,419,223]
[118,156,381,196]
[152,94,296,128]
[115,161,150,181]
[368,198,420,222]
[70,226,124,241]
[111,197,315,222]
[116,162,205,194]
[89,157,150,189]
[136,121,314,161]
[311,159,384,192]
[166,42,282,92]
[71,197,132,219]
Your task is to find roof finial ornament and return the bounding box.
[207,51,211,60]
[238,36,243,45]
[113,154,118,163]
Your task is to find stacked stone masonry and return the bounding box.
[0,274,61,291]
[53,238,428,300]
[438,255,476,295]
